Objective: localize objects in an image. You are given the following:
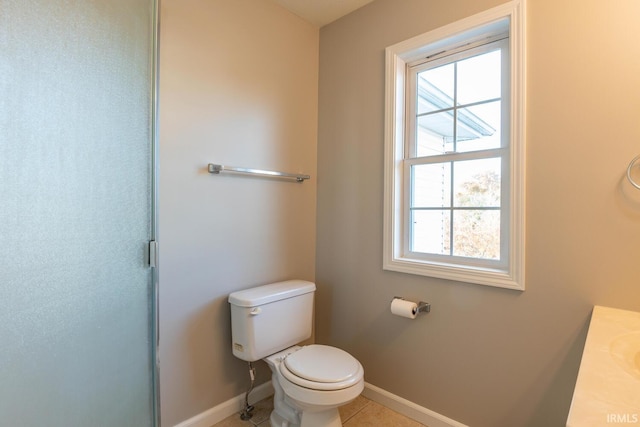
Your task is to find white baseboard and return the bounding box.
[173,381,274,427]
[173,380,466,427]
[362,382,468,427]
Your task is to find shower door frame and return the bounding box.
[151,0,161,425]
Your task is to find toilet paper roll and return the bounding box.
[390,298,418,319]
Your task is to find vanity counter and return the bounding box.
[567,306,640,426]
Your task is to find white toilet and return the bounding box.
[228,280,364,427]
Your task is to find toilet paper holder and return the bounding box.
[393,297,431,315]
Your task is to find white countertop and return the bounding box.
[567,306,640,426]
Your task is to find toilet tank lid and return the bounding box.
[228,280,316,307]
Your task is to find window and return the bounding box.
[383,1,525,290]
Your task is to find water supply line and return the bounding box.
[240,362,256,420]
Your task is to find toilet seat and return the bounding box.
[280,345,363,391]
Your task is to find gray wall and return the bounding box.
[316,0,640,426]
[158,1,318,425]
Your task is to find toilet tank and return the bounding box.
[228,280,315,362]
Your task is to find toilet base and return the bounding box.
[269,370,301,427]
[269,407,342,427]
[270,410,298,427]
[300,408,342,427]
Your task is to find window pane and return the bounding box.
[453,158,501,207]
[457,49,501,105]
[411,210,450,255]
[416,111,454,156]
[417,63,454,115]
[452,210,500,259]
[411,163,451,208]
[456,101,501,152]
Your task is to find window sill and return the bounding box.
[383,255,524,291]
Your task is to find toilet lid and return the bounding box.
[283,344,360,383]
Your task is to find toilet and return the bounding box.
[228,280,364,427]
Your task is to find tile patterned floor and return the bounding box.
[211,395,429,427]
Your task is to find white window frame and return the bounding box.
[383,1,526,291]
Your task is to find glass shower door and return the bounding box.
[0,0,157,425]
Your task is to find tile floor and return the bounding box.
[211,395,429,427]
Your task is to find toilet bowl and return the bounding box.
[265,345,364,427]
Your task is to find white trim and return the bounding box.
[172,381,274,427]
[387,3,516,64]
[383,0,526,291]
[173,380,466,427]
[363,382,468,427]
[509,0,527,291]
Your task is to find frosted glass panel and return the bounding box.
[0,0,155,426]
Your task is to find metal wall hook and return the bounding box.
[626,154,640,190]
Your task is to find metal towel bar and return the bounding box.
[208,163,310,183]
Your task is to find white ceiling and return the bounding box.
[270,0,376,27]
